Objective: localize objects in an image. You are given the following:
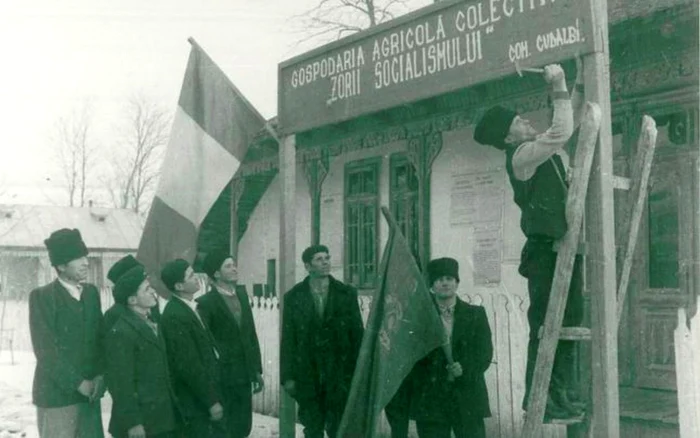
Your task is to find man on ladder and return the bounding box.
[473,60,586,421]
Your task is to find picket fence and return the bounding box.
[675,301,700,438]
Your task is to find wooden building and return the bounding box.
[199,0,699,436]
[0,204,144,350]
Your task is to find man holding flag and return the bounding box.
[409,258,493,438]
[336,207,460,438]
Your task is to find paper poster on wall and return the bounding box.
[449,170,504,286]
[473,223,502,286]
[450,170,504,227]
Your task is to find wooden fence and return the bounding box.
[675,302,700,437]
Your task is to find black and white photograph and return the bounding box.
[0,0,698,437]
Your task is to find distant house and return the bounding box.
[0,204,143,301]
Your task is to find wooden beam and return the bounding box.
[279,134,297,438]
[584,0,620,436]
[520,102,601,438]
[615,116,657,327]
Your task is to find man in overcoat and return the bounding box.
[104,264,180,438]
[410,257,493,438]
[196,249,264,438]
[159,259,226,438]
[102,255,142,340]
[29,228,105,438]
[280,245,364,438]
[473,62,586,418]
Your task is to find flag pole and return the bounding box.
[379,206,455,376]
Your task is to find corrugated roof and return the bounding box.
[0,204,143,250]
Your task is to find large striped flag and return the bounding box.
[137,38,266,293]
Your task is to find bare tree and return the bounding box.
[52,102,96,207]
[293,0,430,45]
[106,93,171,214]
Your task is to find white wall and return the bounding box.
[237,165,312,292]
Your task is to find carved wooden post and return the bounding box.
[302,148,330,245]
[406,131,443,273]
[229,176,245,261]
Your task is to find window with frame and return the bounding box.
[390,154,421,267]
[345,158,380,289]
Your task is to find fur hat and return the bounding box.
[107,255,142,284]
[44,228,88,266]
[202,249,232,279]
[160,259,190,292]
[427,257,460,286]
[473,105,518,150]
[113,265,148,305]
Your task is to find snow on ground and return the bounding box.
[0,351,303,438]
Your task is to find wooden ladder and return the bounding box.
[520,106,658,437]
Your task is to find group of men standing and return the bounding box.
[27,60,584,438]
[280,245,494,438]
[29,229,263,438]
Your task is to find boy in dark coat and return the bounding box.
[197,249,264,438]
[104,264,180,438]
[159,259,226,438]
[29,228,105,438]
[410,258,493,438]
[473,61,586,419]
[280,245,364,438]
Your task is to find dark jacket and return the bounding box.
[196,286,262,387]
[102,303,126,341]
[29,280,103,408]
[105,309,179,437]
[505,147,569,240]
[280,276,364,408]
[103,303,162,339]
[410,298,493,422]
[160,296,222,420]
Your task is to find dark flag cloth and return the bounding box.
[136,38,266,295]
[337,207,447,438]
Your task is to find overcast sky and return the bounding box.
[0,0,428,206]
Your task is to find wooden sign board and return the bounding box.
[278,0,595,135]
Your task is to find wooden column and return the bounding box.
[229,176,245,260]
[279,134,297,438]
[302,148,330,245]
[406,131,443,272]
[691,109,700,317]
[584,0,620,436]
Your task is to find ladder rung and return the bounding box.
[613,175,631,190]
[548,414,586,425]
[560,327,591,341]
[538,327,591,341]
